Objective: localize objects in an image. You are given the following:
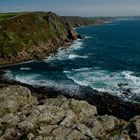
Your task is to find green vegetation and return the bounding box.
[0,12,23,22]
[0,12,74,58]
[0,11,110,61]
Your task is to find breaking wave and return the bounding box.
[63,68,140,101]
[46,40,84,62]
[20,67,31,71]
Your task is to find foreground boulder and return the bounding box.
[0,85,139,140]
[0,85,37,117]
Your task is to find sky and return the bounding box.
[0,0,140,17]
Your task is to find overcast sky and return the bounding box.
[0,0,140,16]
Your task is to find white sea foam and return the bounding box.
[46,40,84,62]
[4,70,15,80]
[15,74,41,85]
[13,73,80,95]
[122,71,140,94]
[5,67,140,101]
[20,67,31,71]
[63,68,140,100]
[85,36,92,39]
[68,54,88,60]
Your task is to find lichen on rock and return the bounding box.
[0,85,139,140]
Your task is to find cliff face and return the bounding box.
[0,12,77,65]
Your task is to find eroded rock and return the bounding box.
[0,85,139,140]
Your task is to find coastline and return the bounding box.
[0,68,140,121]
[0,32,140,121]
[0,19,140,121]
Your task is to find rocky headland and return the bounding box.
[0,12,78,65]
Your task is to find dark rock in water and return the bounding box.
[122,92,129,96]
[118,83,128,87]
[126,88,131,93]
[110,75,114,78]
[77,34,85,39]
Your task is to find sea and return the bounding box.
[4,18,140,102]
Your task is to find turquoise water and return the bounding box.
[5,18,140,102]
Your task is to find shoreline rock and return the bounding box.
[0,85,139,140]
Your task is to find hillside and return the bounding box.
[0,13,21,22]
[0,12,77,65]
[63,16,112,27]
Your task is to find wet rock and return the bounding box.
[77,34,85,39]
[117,83,128,87]
[122,92,129,96]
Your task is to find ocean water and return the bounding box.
[5,18,140,102]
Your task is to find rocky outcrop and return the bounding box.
[0,12,78,65]
[0,85,139,140]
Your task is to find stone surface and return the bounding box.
[122,115,140,140]
[0,85,139,140]
[0,85,37,117]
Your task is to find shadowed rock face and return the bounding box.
[0,85,139,140]
[0,12,77,65]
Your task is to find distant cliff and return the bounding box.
[0,12,77,65]
[63,16,112,27]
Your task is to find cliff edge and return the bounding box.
[0,12,77,65]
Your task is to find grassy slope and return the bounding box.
[0,12,110,62]
[0,12,75,58]
[0,13,23,22]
